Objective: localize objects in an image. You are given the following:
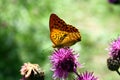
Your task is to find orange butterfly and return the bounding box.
[49,13,81,48]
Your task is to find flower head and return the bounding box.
[107,36,120,72]
[20,62,44,80]
[78,71,98,80]
[108,0,120,4]
[108,36,120,59]
[49,47,81,79]
[107,57,120,71]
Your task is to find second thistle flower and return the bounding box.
[108,36,120,58]
[107,36,120,71]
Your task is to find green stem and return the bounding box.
[74,70,80,77]
[116,70,120,76]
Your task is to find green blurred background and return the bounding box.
[0,0,120,80]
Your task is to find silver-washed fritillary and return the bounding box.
[49,13,81,48]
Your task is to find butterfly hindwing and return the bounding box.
[50,28,68,47]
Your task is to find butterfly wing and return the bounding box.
[49,13,81,48]
[49,13,68,47]
[49,13,66,31]
[50,29,68,47]
[59,25,81,47]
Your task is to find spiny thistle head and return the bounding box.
[78,71,98,80]
[108,0,120,4]
[49,47,82,79]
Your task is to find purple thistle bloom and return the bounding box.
[78,71,98,80]
[107,37,120,72]
[108,36,120,58]
[49,47,81,79]
[108,0,120,4]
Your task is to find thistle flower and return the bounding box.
[20,62,44,80]
[108,36,120,59]
[78,71,98,80]
[49,47,82,79]
[108,0,120,4]
[107,36,120,75]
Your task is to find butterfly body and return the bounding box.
[49,13,81,48]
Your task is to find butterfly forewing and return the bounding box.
[49,13,66,31]
[49,13,81,48]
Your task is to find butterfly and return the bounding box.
[49,13,81,48]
